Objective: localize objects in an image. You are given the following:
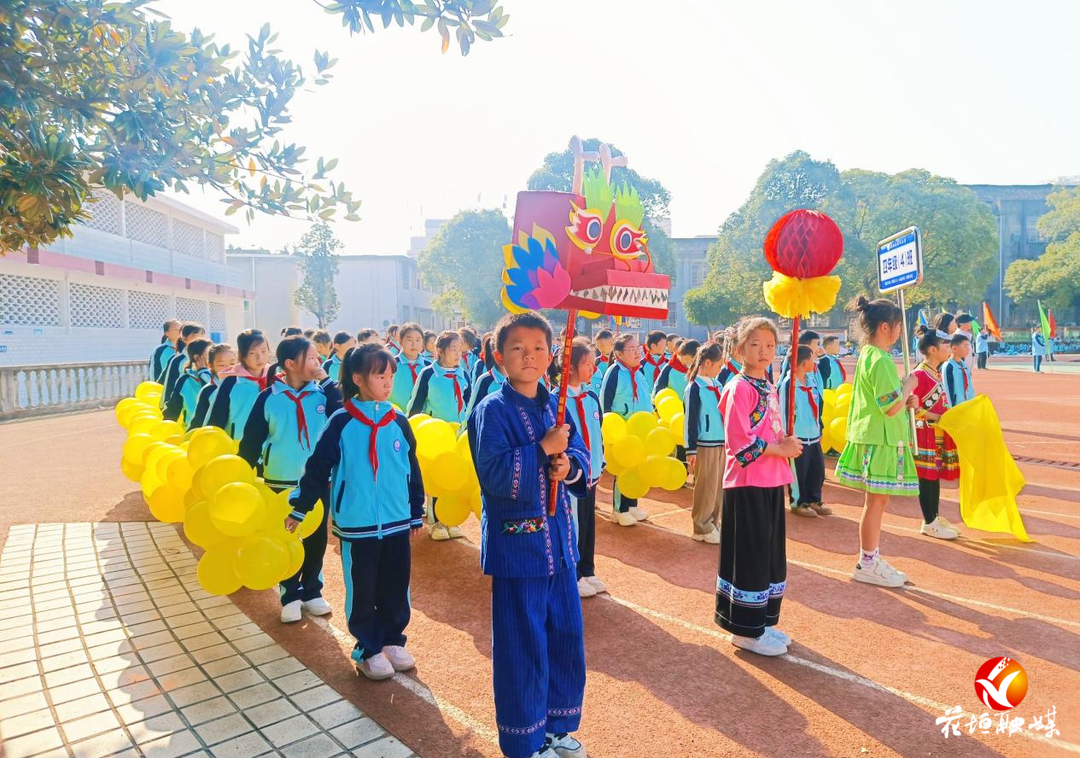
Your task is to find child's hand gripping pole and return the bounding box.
[548,310,578,516]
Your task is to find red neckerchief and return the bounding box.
[799,382,819,420]
[344,402,395,477]
[668,356,688,374]
[725,360,739,376]
[281,388,313,447]
[643,352,665,370]
[616,359,639,401]
[955,361,968,393]
[444,368,464,413]
[836,356,847,382]
[402,356,421,383]
[237,373,269,392]
[704,382,723,408]
[569,390,592,450]
[596,354,611,368]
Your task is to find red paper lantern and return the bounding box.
[763,209,843,279]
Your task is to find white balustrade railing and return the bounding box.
[0,361,149,420]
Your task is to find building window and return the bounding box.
[128,290,169,330]
[0,274,61,326]
[401,261,411,290]
[70,283,123,328]
[662,302,679,329]
[691,262,707,287]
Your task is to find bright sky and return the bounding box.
[160,0,1080,254]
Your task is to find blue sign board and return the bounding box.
[877,227,922,293]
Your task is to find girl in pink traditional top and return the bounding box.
[716,317,803,658]
[912,326,961,541]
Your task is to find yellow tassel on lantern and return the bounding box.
[762,272,842,319]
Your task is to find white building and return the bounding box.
[0,190,246,367]
[226,250,447,338]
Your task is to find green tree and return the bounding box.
[0,0,507,253]
[525,138,675,276]
[1005,186,1080,312]
[419,209,510,328]
[292,221,342,328]
[683,276,737,332]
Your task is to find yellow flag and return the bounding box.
[938,395,1031,542]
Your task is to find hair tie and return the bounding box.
[936,330,951,340]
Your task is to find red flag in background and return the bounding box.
[982,301,1003,341]
[1048,308,1058,339]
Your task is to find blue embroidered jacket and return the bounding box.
[467,382,590,578]
[463,366,506,425]
[290,400,425,540]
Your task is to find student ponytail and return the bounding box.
[236,329,266,359]
[915,325,945,355]
[687,342,722,383]
[848,296,902,345]
[184,339,212,372]
[339,344,396,401]
[276,335,313,372]
[177,322,204,352]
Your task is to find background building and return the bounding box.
[631,235,716,340]
[0,190,246,367]
[226,250,447,338]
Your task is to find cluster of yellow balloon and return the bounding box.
[652,388,686,447]
[820,382,853,453]
[115,381,313,595]
[408,414,482,528]
[600,410,686,499]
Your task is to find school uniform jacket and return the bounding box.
[684,376,725,455]
[777,374,823,441]
[817,354,846,390]
[206,370,270,439]
[652,358,689,400]
[289,400,425,541]
[467,383,590,578]
[322,355,344,384]
[150,343,177,383]
[159,353,187,409]
[943,358,974,407]
[390,354,430,411]
[639,352,667,390]
[187,380,218,430]
[590,353,613,392]
[716,359,742,390]
[554,384,604,486]
[599,361,652,419]
[407,362,469,423]
[163,368,212,423]
[464,366,506,424]
[239,380,342,489]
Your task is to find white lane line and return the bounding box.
[0,424,116,449]
[308,613,500,744]
[634,518,1080,629]
[1022,508,1080,521]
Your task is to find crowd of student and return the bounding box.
[146,298,985,758]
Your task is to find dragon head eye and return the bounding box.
[610,220,646,258]
[567,207,606,250]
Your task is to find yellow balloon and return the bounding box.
[127,414,161,437]
[209,482,264,537]
[654,388,680,405]
[234,535,289,591]
[616,468,649,499]
[829,416,848,448]
[296,499,325,540]
[115,397,141,426]
[661,458,687,491]
[835,395,851,415]
[120,458,144,482]
[187,428,237,470]
[417,419,456,457]
[135,381,164,402]
[283,536,304,578]
[644,427,676,458]
[183,501,226,549]
[823,388,838,406]
[149,419,184,442]
[611,434,645,469]
[197,544,242,596]
[123,433,156,466]
[148,485,185,523]
[470,488,483,518]
[836,383,853,397]
[183,486,201,511]
[166,455,195,491]
[668,412,686,446]
[201,455,255,498]
[601,413,628,443]
[656,396,682,423]
[456,433,474,467]
[605,457,628,477]
[640,455,670,488]
[820,429,834,454]
[155,448,187,483]
[435,495,471,527]
[432,451,467,493]
[626,411,658,439]
[144,445,178,484]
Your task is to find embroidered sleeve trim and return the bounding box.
[501,516,547,535]
[510,447,522,500]
[733,438,767,467]
[876,389,901,408]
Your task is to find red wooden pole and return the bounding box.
[787,315,800,435]
[548,310,578,516]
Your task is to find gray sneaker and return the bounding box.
[546,732,587,758]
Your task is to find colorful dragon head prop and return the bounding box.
[501,139,670,320]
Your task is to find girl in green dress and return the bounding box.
[836,296,919,588]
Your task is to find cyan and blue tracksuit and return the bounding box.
[206,374,266,440]
[639,352,667,391]
[322,354,344,384]
[555,383,604,581]
[464,366,506,425]
[290,399,425,661]
[187,380,218,430]
[778,373,825,505]
[684,376,725,455]
[467,382,590,758]
[653,359,689,401]
[240,380,342,606]
[943,358,975,406]
[460,351,480,382]
[159,352,186,409]
[817,354,846,390]
[390,354,429,411]
[407,362,469,423]
[716,358,741,389]
[589,353,612,393]
[150,342,177,383]
[163,368,212,424]
[600,360,652,514]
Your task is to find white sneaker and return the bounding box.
[920,518,959,540]
[355,652,395,680]
[381,645,416,672]
[880,557,908,582]
[853,559,906,588]
[731,634,787,657]
[447,526,463,539]
[302,597,332,616]
[765,627,791,646]
[585,575,607,594]
[628,506,649,522]
[526,749,558,758]
[612,511,637,527]
[936,516,960,535]
[546,732,587,758]
[692,528,720,544]
[280,600,302,623]
[430,524,451,541]
[577,577,597,598]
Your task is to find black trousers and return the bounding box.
[715,486,786,638]
[612,480,635,514]
[976,352,988,369]
[342,532,412,660]
[792,440,824,506]
[918,477,940,524]
[275,486,329,606]
[575,486,597,578]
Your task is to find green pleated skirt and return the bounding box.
[835,441,918,496]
